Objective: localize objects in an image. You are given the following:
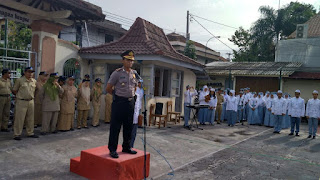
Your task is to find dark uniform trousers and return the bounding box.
[108,95,135,152]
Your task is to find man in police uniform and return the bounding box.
[106,50,138,158]
[216,88,224,124]
[0,69,12,132]
[12,67,39,140]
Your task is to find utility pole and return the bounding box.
[186,10,190,42]
[4,19,8,57]
[226,53,232,61]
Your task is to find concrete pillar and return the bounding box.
[30,20,62,74]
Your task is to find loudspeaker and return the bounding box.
[155,103,163,115]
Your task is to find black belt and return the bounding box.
[18,98,33,101]
[114,95,134,102]
[0,94,10,97]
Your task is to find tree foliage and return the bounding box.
[184,40,197,60]
[230,2,316,62]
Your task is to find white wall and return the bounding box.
[55,39,81,75]
[282,78,320,101]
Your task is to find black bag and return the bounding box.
[155,103,163,115]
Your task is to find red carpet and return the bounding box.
[70,145,150,180]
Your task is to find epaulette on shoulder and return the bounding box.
[115,68,122,72]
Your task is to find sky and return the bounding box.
[86,0,320,58]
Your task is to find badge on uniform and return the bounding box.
[133,74,136,79]
[122,83,125,86]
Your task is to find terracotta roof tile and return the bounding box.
[79,17,203,67]
[288,72,320,79]
[288,13,320,38]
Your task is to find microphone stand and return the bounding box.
[142,90,147,180]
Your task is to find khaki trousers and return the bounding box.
[0,96,10,130]
[57,113,74,131]
[92,101,101,126]
[41,111,59,133]
[216,105,222,123]
[34,103,42,126]
[105,94,112,123]
[14,99,34,137]
[77,110,89,127]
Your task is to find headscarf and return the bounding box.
[43,77,59,101]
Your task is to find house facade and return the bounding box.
[79,17,204,121]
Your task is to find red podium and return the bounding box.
[70,145,150,180]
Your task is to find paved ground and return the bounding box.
[0,119,319,180]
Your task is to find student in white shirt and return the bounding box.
[207,88,217,125]
[248,93,259,125]
[237,90,245,125]
[272,90,286,133]
[305,90,320,139]
[288,89,305,136]
[282,93,291,129]
[226,90,238,127]
[198,85,209,125]
[183,85,198,127]
[257,92,265,125]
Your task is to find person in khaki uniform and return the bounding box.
[91,78,102,127]
[105,90,113,123]
[77,79,91,129]
[34,71,48,128]
[0,69,12,132]
[57,76,77,131]
[216,88,224,124]
[40,73,64,135]
[12,67,38,140]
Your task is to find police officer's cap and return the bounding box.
[121,50,135,60]
[68,75,75,80]
[58,76,66,82]
[50,72,59,77]
[25,67,35,72]
[95,78,102,82]
[82,79,90,83]
[84,74,90,78]
[2,69,10,74]
[39,71,48,76]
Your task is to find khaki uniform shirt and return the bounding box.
[217,94,224,105]
[34,81,45,104]
[40,85,64,111]
[60,85,77,114]
[0,77,12,95]
[108,67,137,98]
[13,76,36,100]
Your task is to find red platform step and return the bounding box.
[70,145,150,180]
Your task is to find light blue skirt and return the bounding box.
[207,109,216,124]
[282,110,290,129]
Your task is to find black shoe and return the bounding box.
[273,131,277,133]
[52,130,58,134]
[1,129,10,132]
[40,132,46,135]
[241,123,244,125]
[60,130,67,132]
[217,122,221,124]
[313,136,316,139]
[308,135,312,138]
[295,133,300,137]
[83,126,89,129]
[289,133,294,136]
[105,122,110,124]
[27,135,39,138]
[122,149,137,154]
[70,128,74,131]
[110,151,119,158]
[14,136,22,140]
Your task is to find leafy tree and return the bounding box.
[230,2,316,62]
[184,40,197,60]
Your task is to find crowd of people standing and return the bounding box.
[184,85,320,139]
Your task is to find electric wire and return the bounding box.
[189,13,238,29]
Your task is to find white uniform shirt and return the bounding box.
[209,96,217,108]
[184,89,198,104]
[199,91,209,105]
[288,97,305,117]
[266,97,273,109]
[305,98,320,118]
[226,95,238,112]
[271,97,286,115]
[249,97,259,108]
[244,92,252,104]
[284,97,290,112]
[257,97,265,107]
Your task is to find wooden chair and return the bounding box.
[149,104,167,128]
[166,101,181,124]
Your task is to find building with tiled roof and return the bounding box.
[166,32,224,64]
[79,17,205,117]
[288,12,320,39]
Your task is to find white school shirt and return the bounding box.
[249,97,259,108]
[284,97,290,111]
[305,98,320,118]
[266,97,273,109]
[271,97,286,115]
[288,97,305,117]
[226,95,237,112]
[209,96,217,108]
[257,97,265,107]
[236,95,245,109]
[184,89,198,104]
[199,91,209,105]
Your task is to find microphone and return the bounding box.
[133,70,143,81]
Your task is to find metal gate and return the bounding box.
[63,58,81,85]
[0,47,34,79]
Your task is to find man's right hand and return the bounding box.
[306,116,309,119]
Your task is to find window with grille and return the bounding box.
[63,59,81,86]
